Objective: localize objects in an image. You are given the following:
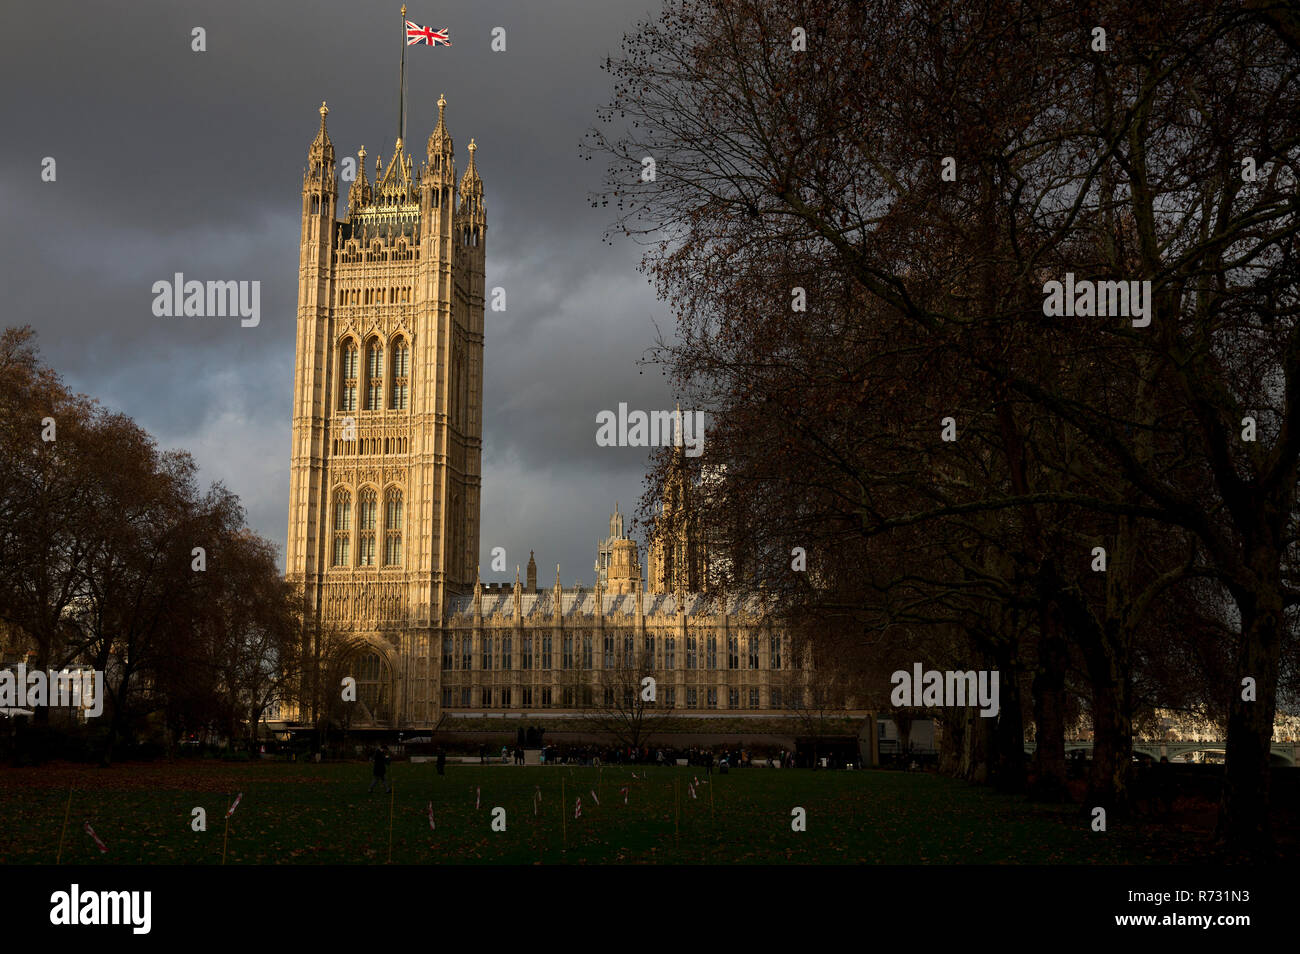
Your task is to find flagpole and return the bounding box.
[398,5,407,144]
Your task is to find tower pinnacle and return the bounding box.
[308,101,334,167]
[459,138,484,224]
[427,93,453,169]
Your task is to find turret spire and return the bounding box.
[308,101,335,168]
[459,139,483,198]
[426,93,453,171]
[348,144,371,212]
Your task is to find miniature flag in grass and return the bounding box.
[574,797,582,819]
[590,789,600,806]
[688,784,697,800]
[475,786,480,810]
[620,785,629,805]
[226,793,243,818]
[83,821,108,854]
[427,802,436,831]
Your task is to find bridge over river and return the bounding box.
[1023,740,1298,765]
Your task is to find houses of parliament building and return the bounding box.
[285,98,824,729]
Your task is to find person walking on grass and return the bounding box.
[369,744,391,794]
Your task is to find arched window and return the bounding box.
[332,490,352,566]
[339,340,358,412]
[384,488,403,565]
[357,650,388,721]
[390,338,409,410]
[358,487,377,566]
[364,340,383,410]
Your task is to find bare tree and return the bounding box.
[579,646,681,751]
[589,0,1300,857]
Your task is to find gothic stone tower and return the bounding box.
[286,97,485,726]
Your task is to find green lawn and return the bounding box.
[0,761,1199,864]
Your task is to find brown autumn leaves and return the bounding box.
[0,327,317,760]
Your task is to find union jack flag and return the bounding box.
[406,20,451,46]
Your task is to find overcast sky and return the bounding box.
[0,0,681,585]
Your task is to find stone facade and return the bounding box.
[437,581,805,719]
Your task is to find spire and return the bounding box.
[348,144,371,213]
[427,92,453,170]
[308,101,334,166]
[377,137,415,204]
[304,101,336,200]
[460,139,482,192]
[459,139,484,218]
[526,550,537,592]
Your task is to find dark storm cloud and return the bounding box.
[0,0,678,583]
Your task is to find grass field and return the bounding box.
[0,761,1213,864]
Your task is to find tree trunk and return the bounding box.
[990,654,1027,794]
[1087,652,1133,817]
[894,710,914,761]
[938,712,965,776]
[969,708,992,784]
[1218,577,1282,859]
[1030,607,1069,801]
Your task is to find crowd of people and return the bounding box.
[530,744,801,769]
[372,740,854,772]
